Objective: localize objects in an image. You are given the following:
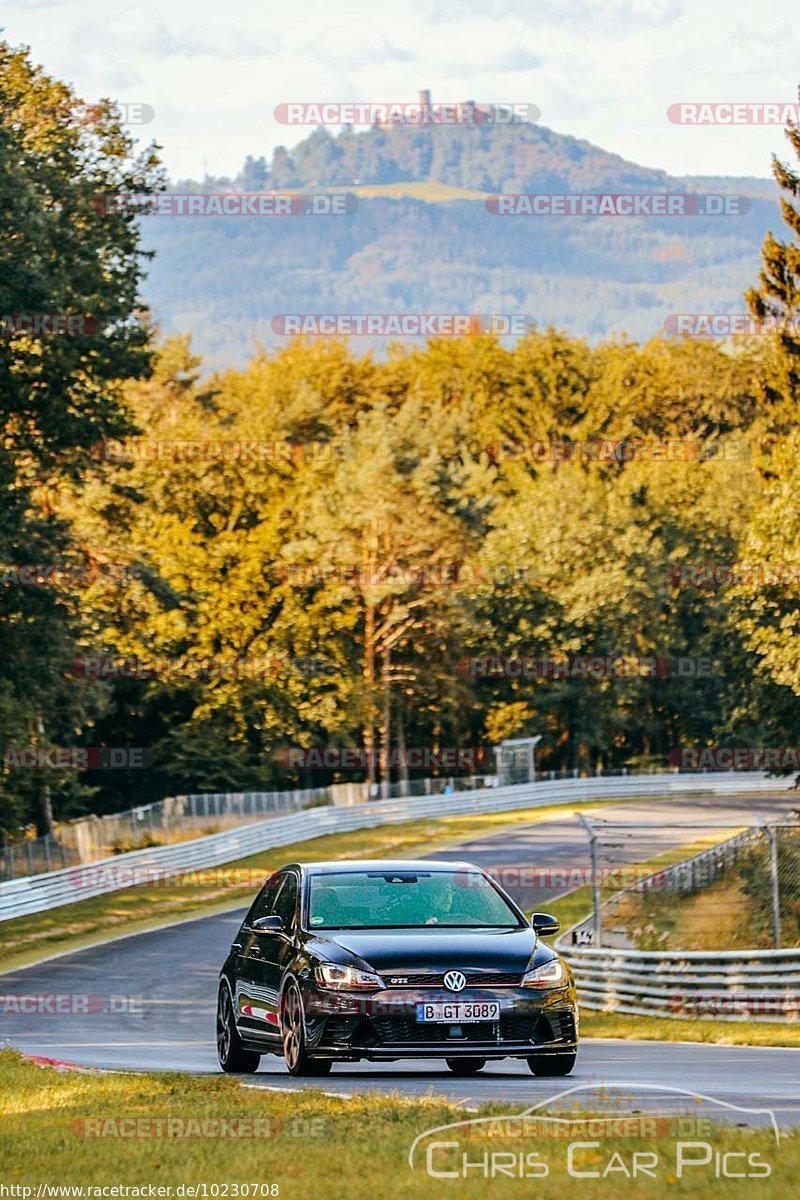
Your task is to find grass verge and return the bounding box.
[581,1011,800,1047]
[542,835,737,934]
[0,1049,795,1198]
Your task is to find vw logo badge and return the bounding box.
[443,970,467,992]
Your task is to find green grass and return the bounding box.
[581,1010,800,1047]
[0,796,643,973]
[542,834,742,936]
[0,1050,794,1198]
[610,835,800,952]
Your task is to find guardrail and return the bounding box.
[1,764,777,881]
[559,944,800,1022]
[0,774,495,880]
[557,820,800,1022]
[0,771,788,923]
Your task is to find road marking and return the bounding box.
[242,1083,301,1093]
[14,1040,211,1047]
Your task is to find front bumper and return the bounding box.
[300,984,578,1060]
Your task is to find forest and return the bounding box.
[3,41,800,836]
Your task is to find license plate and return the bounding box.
[415,1001,501,1023]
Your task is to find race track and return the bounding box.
[2,791,799,1126]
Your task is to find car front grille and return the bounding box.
[382,971,522,987]
[370,1013,563,1045]
[368,1010,577,1046]
[548,1009,577,1042]
[321,1017,360,1043]
[372,1018,497,1044]
[319,1008,576,1050]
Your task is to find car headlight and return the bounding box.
[315,963,385,991]
[521,958,565,988]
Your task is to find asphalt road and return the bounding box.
[2,791,799,1126]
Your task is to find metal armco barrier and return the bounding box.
[557,818,800,1022]
[558,944,800,1022]
[0,771,787,923]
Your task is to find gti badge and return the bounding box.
[443,970,467,992]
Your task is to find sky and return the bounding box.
[3,0,800,181]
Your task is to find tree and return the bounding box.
[745,88,800,422]
[0,41,162,832]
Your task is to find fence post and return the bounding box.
[576,812,601,946]
[765,824,781,949]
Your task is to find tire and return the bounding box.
[281,982,333,1076]
[216,982,260,1073]
[446,1057,487,1075]
[527,1051,576,1077]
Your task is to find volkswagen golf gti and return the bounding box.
[216,859,578,1076]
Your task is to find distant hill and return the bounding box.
[141,117,779,370]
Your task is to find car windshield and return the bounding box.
[306,869,522,929]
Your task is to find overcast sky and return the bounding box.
[4,0,799,181]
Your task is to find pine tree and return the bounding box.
[745,88,800,417]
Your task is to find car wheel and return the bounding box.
[527,1051,576,1076]
[281,981,333,1076]
[446,1057,487,1075]
[216,983,260,1073]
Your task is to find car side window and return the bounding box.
[272,872,299,928]
[247,875,282,924]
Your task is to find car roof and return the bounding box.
[283,859,481,874]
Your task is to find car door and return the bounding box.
[235,874,283,1042]
[258,870,300,1012]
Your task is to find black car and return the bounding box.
[216,858,578,1077]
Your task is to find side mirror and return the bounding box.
[252,915,284,934]
[531,912,560,936]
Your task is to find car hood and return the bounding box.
[305,926,546,974]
